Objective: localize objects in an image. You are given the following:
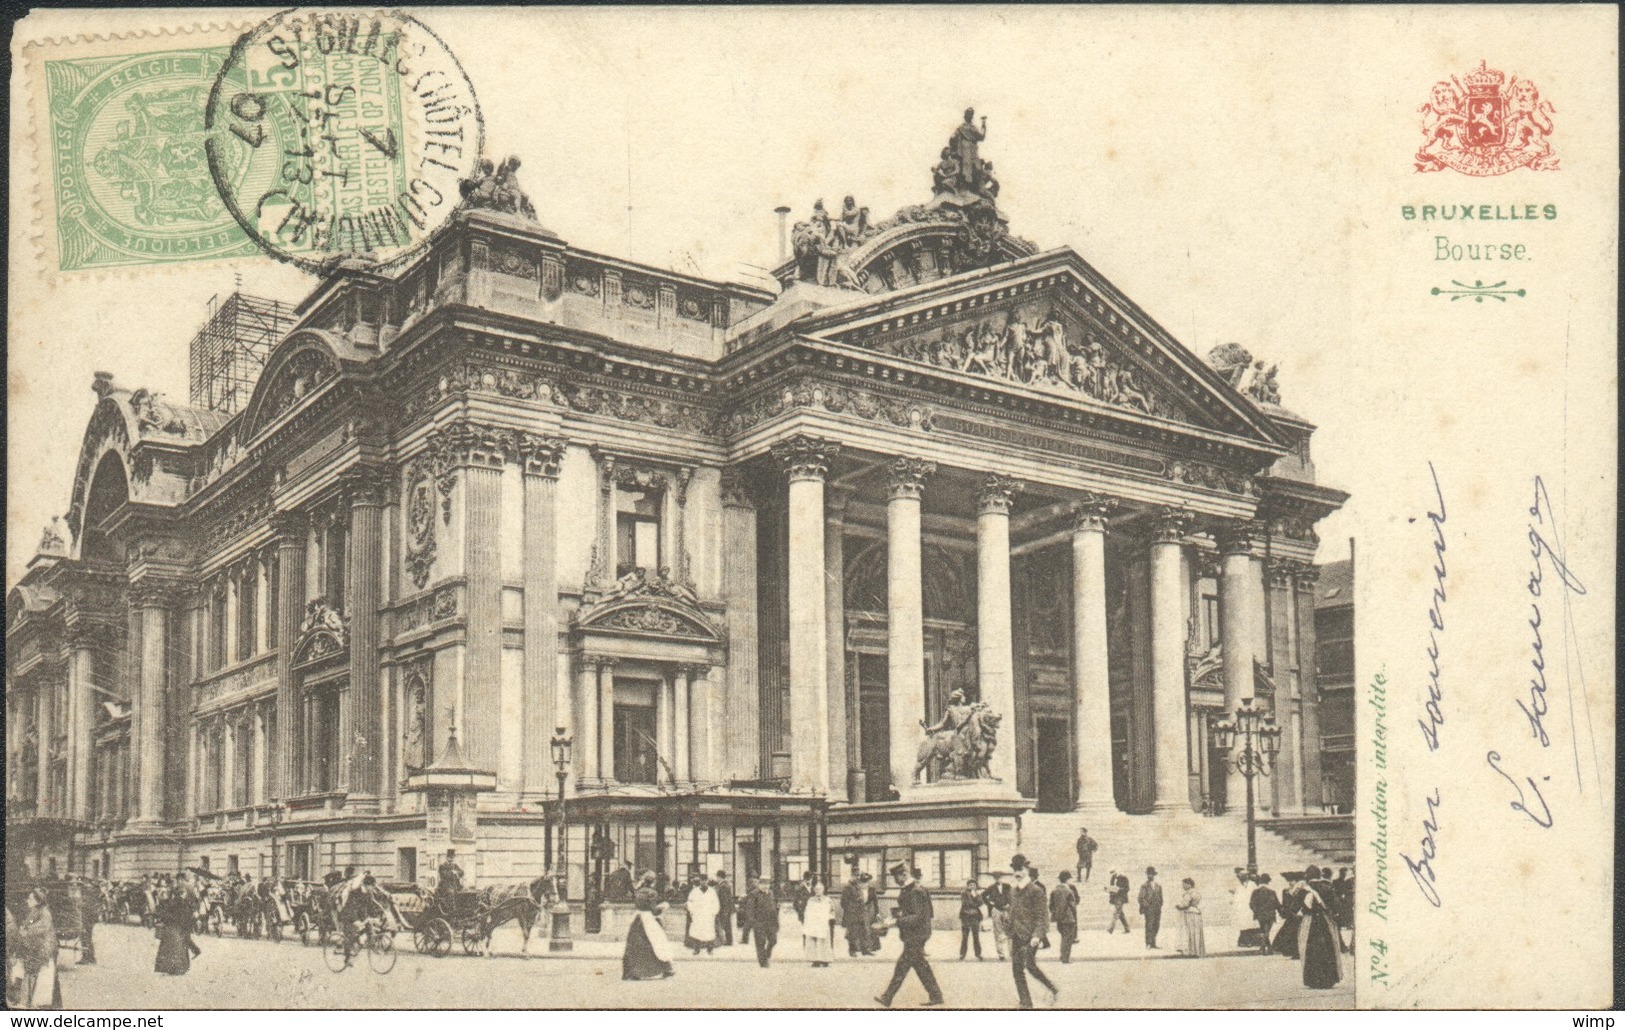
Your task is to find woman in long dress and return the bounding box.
[1298,869,1343,989]
[18,890,62,1009]
[153,883,195,975]
[684,878,721,954]
[1175,878,1205,958]
[801,880,835,967]
[622,887,675,980]
[1273,879,1304,959]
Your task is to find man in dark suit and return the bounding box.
[1009,863,1058,1008]
[1137,866,1163,949]
[875,864,943,1007]
[738,876,779,967]
[841,870,869,956]
[1050,871,1080,964]
[713,870,736,946]
[958,878,985,960]
[1249,873,1280,954]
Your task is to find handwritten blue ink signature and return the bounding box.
[1484,475,1586,830]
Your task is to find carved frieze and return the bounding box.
[557,382,712,434]
[396,585,460,633]
[260,350,338,426]
[722,378,934,437]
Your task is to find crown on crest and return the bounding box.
[1462,60,1506,94]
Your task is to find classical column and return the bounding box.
[454,426,508,774]
[575,655,600,785]
[516,434,565,795]
[674,665,692,783]
[887,457,935,792]
[35,681,53,815]
[1217,520,1262,812]
[1149,510,1193,812]
[975,474,1020,788]
[775,436,840,795]
[345,466,389,802]
[824,490,849,801]
[1294,567,1325,812]
[1070,494,1118,811]
[130,579,176,825]
[253,703,269,806]
[1266,559,1301,813]
[270,512,308,798]
[720,471,761,780]
[224,567,240,667]
[63,614,101,823]
[659,673,676,781]
[597,659,617,780]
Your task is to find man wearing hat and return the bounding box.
[738,876,780,968]
[875,864,943,1007]
[981,869,1013,960]
[1009,861,1058,1007]
[437,849,464,902]
[1137,866,1164,949]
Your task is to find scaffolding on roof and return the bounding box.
[187,290,299,415]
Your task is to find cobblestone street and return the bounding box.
[62,922,1352,1010]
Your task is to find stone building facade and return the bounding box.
[6,119,1346,893]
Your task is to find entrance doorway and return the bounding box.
[858,654,891,801]
[1034,716,1074,813]
[614,703,658,783]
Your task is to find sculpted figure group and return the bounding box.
[914,690,1003,782]
[883,310,1167,417]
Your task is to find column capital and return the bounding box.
[676,662,711,678]
[512,432,567,478]
[887,457,937,500]
[1267,557,1305,586]
[773,435,840,482]
[431,419,511,471]
[269,509,309,542]
[1215,518,1267,556]
[340,464,394,508]
[128,577,187,610]
[720,467,761,509]
[1069,492,1118,532]
[976,474,1022,516]
[1292,566,1321,594]
[1150,508,1194,545]
[592,655,619,672]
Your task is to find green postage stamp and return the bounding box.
[44,44,263,270]
[32,12,477,273]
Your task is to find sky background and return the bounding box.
[9,6,1374,584]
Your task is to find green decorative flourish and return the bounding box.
[1430,280,1527,303]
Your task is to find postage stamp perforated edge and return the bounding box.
[13,18,265,279]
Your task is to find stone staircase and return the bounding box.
[1259,815,1356,866]
[1013,811,1330,931]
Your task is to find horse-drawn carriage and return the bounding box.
[393,880,549,957]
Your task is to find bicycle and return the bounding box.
[323,917,397,974]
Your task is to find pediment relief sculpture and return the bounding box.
[850,302,1185,421]
[295,597,348,663]
[575,567,721,642]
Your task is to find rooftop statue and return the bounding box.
[1206,343,1283,406]
[458,155,536,220]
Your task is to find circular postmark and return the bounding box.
[204,8,483,273]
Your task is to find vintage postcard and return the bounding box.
[5,5,1615,1014]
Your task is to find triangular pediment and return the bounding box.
[801,251,1285,447]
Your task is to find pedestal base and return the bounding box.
[897,776,1020,804]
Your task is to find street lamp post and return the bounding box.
[1210,697,1283,876]
[550,727,573,898]
[548,727,575,954]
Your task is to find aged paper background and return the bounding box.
[7,4,1616,1009]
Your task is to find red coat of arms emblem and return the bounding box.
[1415,60,1559,175]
